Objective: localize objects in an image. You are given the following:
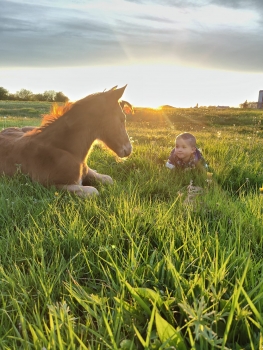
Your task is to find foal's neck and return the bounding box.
[39,112,97,162]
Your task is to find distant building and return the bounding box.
[248,102,258,109]
[217,106,229,109]
[258,90,263,109]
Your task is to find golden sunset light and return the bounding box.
[1,1,263,348]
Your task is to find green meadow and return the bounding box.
[0,101,263,349]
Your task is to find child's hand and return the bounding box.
[165,162,175,169]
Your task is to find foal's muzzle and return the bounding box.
[119,143,132,158]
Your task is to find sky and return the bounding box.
[1,0,263,107]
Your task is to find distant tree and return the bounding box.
[240,100,248,108]
[159,105,176,109]
[7,93,16,101]
[32,93,46,101]
[54,91,69,102]
[16,88,33,101]
[0,87,9,100]
[43,90,56,102]
[0,87,69,102]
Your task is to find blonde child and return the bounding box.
[166,132,208,170]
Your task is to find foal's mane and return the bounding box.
[40,92,103,127]
[41,102,73,127]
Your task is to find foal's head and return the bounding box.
[76,85,132,158]
[100,86,132,157]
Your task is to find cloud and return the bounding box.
[125,0,193,6]
[126,0,263,10]
[210,0,263,12]
[172,28,263,72]
[1,0,131,67]
[1,0,263,72]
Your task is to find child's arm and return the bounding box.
[165,148,176,169]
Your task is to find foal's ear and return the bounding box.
[110,85,127,100]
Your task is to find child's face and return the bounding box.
[175,137,196,162]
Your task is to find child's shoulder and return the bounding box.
[195,148,203,157]
[195,148,208,168]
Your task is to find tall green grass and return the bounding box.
[0,104,263,349]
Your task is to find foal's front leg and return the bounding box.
[56,184,99,197]
[82,167,113,186]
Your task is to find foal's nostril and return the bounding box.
[124,145,132,157]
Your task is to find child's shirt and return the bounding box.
[165,148,208,170]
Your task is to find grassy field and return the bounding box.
[0,101,263,349]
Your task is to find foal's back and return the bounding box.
[0,127,38,176]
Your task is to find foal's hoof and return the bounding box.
[100,175,113,184]
[78,186,99,197]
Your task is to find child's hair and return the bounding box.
[176,132,196,147]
